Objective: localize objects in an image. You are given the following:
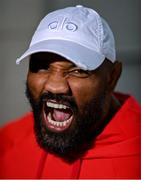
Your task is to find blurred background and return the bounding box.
[0,0,141,125]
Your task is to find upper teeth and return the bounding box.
[46,101,68,109]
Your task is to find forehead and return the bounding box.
[30,52,76,68]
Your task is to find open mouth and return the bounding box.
[43,100,74,132]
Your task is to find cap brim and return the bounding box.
[16,39,105,70]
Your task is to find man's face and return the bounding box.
[26,52,111,159]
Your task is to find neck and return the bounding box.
[111,94,121,114]
[94,93,121,135]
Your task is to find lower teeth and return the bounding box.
[48,112,70,127]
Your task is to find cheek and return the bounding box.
[68,78,104,108]
[27,73,45,100]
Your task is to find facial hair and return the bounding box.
[26,82,107,161]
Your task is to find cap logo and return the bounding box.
[48,21,58,29]
[48,18,78,32]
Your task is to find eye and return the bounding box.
[68,68,90,78]
[29,58,49,73]
[31,64,49,73]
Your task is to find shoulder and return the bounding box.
[115,92,141,117]
[0,112,34,153]
[114,92,141,135]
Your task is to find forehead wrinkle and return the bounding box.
[48,59,77,72]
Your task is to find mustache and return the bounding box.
[41,91,77,109]
[25,83,77,110]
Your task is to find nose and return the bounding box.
[43,72,70,95]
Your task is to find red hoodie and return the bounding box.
[0,93,141,179]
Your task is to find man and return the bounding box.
[0,5,141,179]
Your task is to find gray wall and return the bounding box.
[0,0,141,126]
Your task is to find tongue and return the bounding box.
[52,109,72,121]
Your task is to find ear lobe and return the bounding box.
[108,61,122,92]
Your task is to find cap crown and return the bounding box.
[31,5,115,62]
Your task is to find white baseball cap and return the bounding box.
[16,5,116,70]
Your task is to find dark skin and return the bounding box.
[26,52,122,160]
[27,52,122,128]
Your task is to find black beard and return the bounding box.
[26,83,107,162]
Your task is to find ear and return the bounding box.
[108,61,122,92]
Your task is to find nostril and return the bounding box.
[44,76,70,95]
